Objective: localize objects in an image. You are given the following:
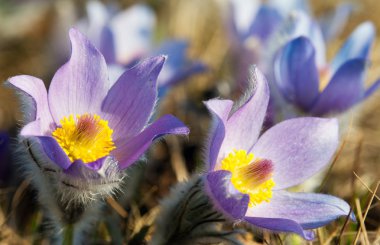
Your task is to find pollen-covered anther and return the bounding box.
[221,150,275,207]
[52,114,116,163]
[235,159,273,189]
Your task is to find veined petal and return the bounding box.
[252,117,339,190]
[49,28,110,123]
[205,170,249,220]
[110,4,155,64]
[101,56,165,140]
[8,75,54,135]
[218,67,269,165]
[331,22,375,73]
[246,191,354,230]
[310,59,366,116]
[204,99,234,171]
[115,115,189,169]
[244,217,315,240]
[273,37,319,110]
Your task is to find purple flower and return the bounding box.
[78,1,206,92]
[0,132,11,185]
[203,67,354,240]
[8,29,189,201]
[225,0,282,87]
[225,1,351,88]
[273,20,380,116]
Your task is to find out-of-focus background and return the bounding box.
[0,0,379,244]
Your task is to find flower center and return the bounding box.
[221,149,275,207]
[52,114,116,163]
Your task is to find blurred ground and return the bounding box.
[0,0,379,244]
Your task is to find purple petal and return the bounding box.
[217,67,269,167]
[154,40,207,89]
[247,5,282,42]
[158,62,207,93]
[268,0,310,18]
[244,217,315,240]
[82,0,110,46]
[319,3,352,41]
[115,114,189,169]
[252,117,339,189]
[36,136,71,170]
[229,0,260,37]
[8,75,54,135]
[20,120,44,136]
[246,191,353,230]
[99,26,116,64]
[274,37,319,110]
[275,11,326,67]
[109,4,155,64]
[331,22,375,72]
[101,56,165,140]
[154,40,188,69]
[64,158,106,177]
[310,59,366,116]
[365,78,380,98]
[205,170,249,220]
[49,28,110,123]
[204,99,234,171]
[0,132,11,183]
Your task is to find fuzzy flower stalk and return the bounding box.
[7,29,189,243]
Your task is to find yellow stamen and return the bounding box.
[52,114,116,163]
[221,149,275,207]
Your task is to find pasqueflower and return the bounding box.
[225,0,351,86]
[203,67,354,239]
[8,29,189,203]
[273,18,380,116]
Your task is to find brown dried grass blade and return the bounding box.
[106,197,128,218]
[354,198,370,245]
